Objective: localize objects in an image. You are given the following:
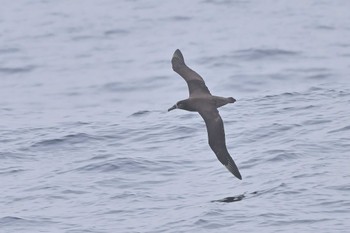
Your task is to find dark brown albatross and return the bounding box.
[168,49,242,180]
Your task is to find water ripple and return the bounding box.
[0,65,36,74]
[328,125,350,134]
[233,48,301,61]
[31,133,99,148]
[104,29,130,36]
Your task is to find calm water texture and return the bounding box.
[1,0,350,232]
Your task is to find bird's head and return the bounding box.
[168,100,187,112]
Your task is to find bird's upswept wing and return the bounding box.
[198,109,242,180]
[171,49,212,97]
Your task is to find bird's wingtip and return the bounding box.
[173,49,182,56]
[225,162,242,180]
[172,49,185,69]
[230,168,242,180]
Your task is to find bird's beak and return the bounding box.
[168,104,177,112]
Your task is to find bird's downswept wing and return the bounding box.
[171,49,212,97]
[198,109,242,180]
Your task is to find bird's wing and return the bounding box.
[171,49,212,97]
[198,108,242,180]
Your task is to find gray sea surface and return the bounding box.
[1,0,350,232]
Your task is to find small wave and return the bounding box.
[101,79,162,93]
[0,152,28,160]
[101,81,136,92]
[31,133,97,148]
[0,48,20,54]
[0,65,36,74]
[302,119,332,126]
[306,73,332,80]
[75,157,149,173]
[75,157,176,175]
[61,189,87,195]
[0,216,40,226]
[315,25,335,30]
[233,48,300,61]
[203,0,247,6]
[0,216,24,225]
[0,167,26,175]
[0,216,55,230]
[266,150,301,162]
[71,35,98,41]
[167,16,192,21]
[328,125,350,134]
[130,110,151,117]
[286,67,331,74]
[198,48,298,66]
[104,29,130,36]
[262,91,301,100]
[327,184,350,191]
[77,162,121,172]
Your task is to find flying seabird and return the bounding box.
[168,49,242,180]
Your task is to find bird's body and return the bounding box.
[168,49,242,180]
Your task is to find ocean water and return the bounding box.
[1,0,350,232]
